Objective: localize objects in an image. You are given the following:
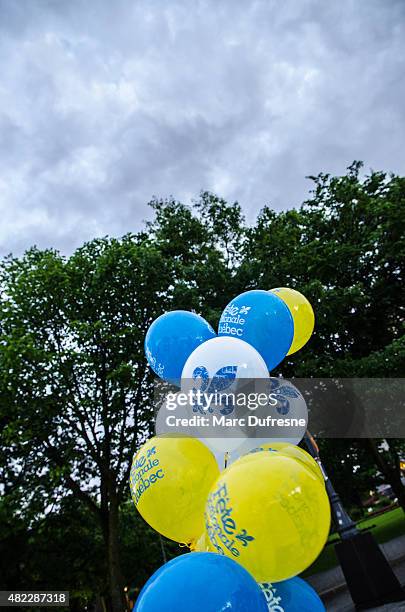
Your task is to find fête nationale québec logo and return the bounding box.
[218,304,251,336]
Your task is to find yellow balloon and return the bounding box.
[248,442,324,484]
[204,450,330,582]
[270,288,315,355]
[190,531,210,552]
[130,436,219,544]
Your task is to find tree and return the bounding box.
[239,162,405,511]
[0,198,237,609]
[146,192,245,325]
[0,494,106,610]
[0,237,175,610]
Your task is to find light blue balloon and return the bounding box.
[260,577,325,611]
[145,310,216,384]
[134,552,268,612]
[218,290,294,371]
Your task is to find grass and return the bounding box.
[302,507,405,577]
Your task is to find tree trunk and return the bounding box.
[102,497,126,612]
[366,438,405,514]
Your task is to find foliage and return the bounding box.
[0,165,404,609]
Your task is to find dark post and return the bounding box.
[304,431,405,609]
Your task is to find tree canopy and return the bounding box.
[0,162,404,610]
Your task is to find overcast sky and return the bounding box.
[1,0,404,255]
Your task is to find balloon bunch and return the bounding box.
[131,288,329,611]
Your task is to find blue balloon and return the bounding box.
[134,552,268,612]
[260,577,325,611]
[145,311,216,384]
[218,290,294,371]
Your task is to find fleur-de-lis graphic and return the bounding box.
[276,396,290,415]
[239,306,251,315]
[235,529,255,546]
[269,377,282,391]
[147,446,156,457]
[208,366,237,415]
[208,366,237,393]
[192,366,210,413]
[192,366,210,392]
[278,385,300,399]
[191,365,237,414]
[274,383,301,415]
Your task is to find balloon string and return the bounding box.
[224,452,229,469]
[159,533,167,563]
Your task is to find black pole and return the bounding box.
[304,431,405,609]
[304,431,358,539]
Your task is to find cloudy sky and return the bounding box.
[1,0,404,255]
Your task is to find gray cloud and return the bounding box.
[0,0,404,255]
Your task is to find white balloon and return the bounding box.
[181,336,269,384]
[229,378,308,462]
[202,432,246,454]
[181,337,269,457]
